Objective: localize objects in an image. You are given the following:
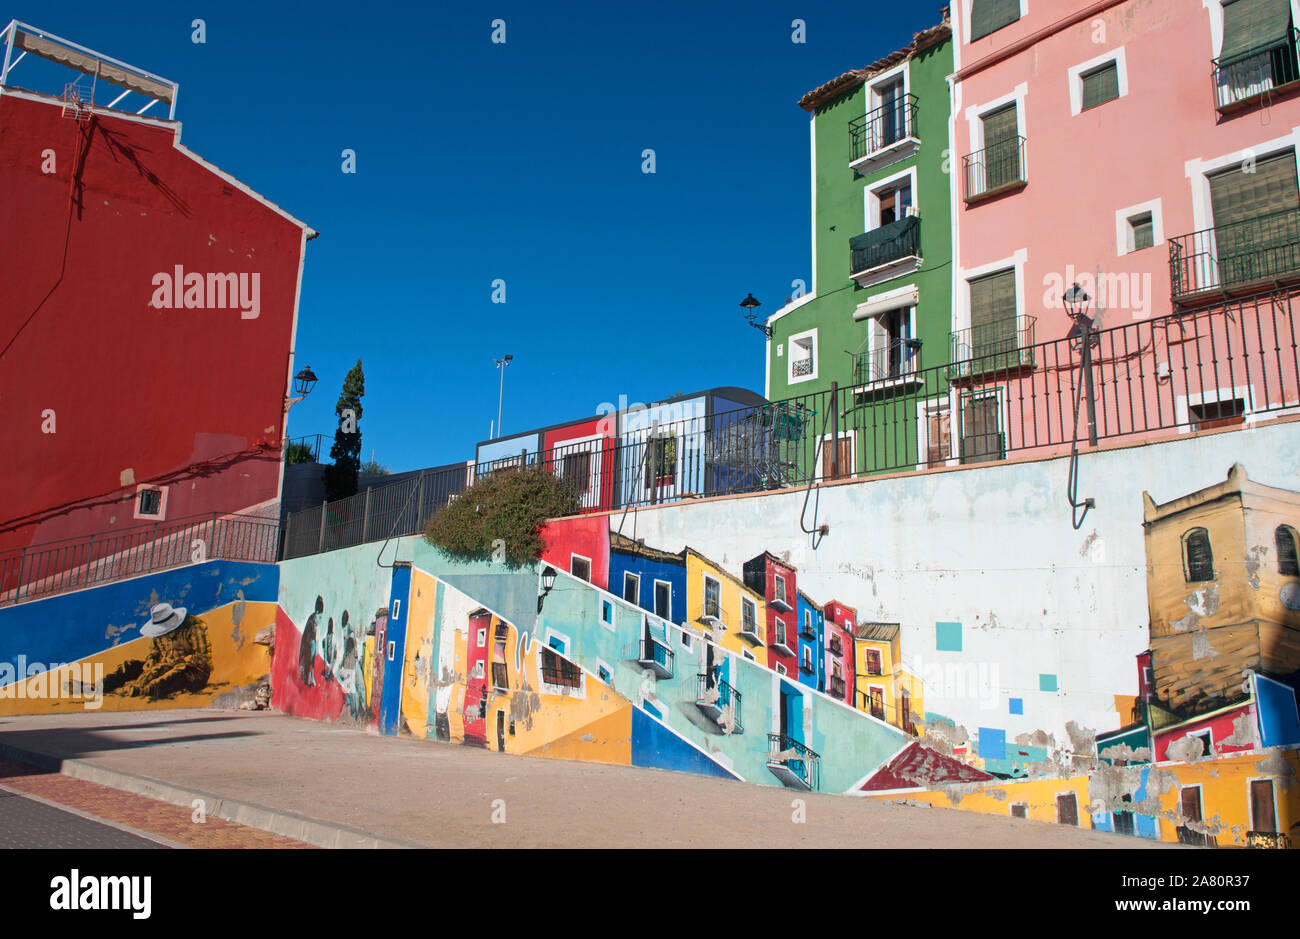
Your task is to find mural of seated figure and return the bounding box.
[102,602,214,700]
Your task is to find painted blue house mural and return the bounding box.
[796,590,825,693]
[609,533,686,626]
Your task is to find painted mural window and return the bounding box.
[775,618,788,650]
[491,624,509,692]
[1276,525,1300,576]
[801,646,814,672]
[1182,528,1215,582]
[654,581,672,620]
[1056,792,1079,827]
[865,649,883,675]
[1251,779,1277,833]
[1010,803,1027,819]
[969,0,1020,41]
[774,574,787,604]
[571,554,591,582]
[704,577,721,619]
[869,687,885,721]
[740,597,757,634]
[623,572,640,604]
[540,647,581,689]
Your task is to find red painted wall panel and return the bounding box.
[538,515,610,590]
[0,94,308,560]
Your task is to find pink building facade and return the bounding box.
[945,0,1300,461]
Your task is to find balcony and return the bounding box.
[848,94,919,174]
[695,673,743,734]
[1214,30,1300,112]
[849,216,921,287]
[827,636,843,657]
[856,690,886,722]
[738,616,764,645]
[1169,208,1300,303]
[1246,831,1290,849]
[828,675,846,698]
[962,136,1027,204]
[766,733,821,791]
[948,315,1037,378]
[798,619,817,640]
[628,636,674,679]
[852,337,923,391]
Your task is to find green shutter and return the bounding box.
[969,269,1016,329]
[1219,0,1293,63]
[980,105,1021,191]
[981,104,1018,144]
[1132,214,1155,251]
[1081,61,1120,110]
[971,0,1021,41]
[1209,150,1300,227]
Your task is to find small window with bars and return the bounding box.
[1277,525,1300,576]
[540,647,581,689]
[1080,60,1120,111]
[1183,527,1215,582]
[137,488,163,516]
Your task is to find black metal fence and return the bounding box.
[1213,29,1300,111]
[848,94,918,162]
[284,433,328,463]
[962,135,1027,202]
[1169,208,1300,301]
[0,512,279,605]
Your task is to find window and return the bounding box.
[743,650,755,661]
[801,646,813,672]
[1189,395,1247,431]
[865,649,883,676]
[561,451,591,494]
[137,488,162,515]
[788,329,818,383]
[477,627,487,648]
[960,392,1004,465]
[1216,0,1300,108]
[774,574,787,604]
[776,664,787,676]
[970,0,1020,40]
[1114,793,1136,835]
[874,177,913,227]
[1187,729,1213,757]
[1183,528,1215,582]
[680,630,691,649]
[869,687,885,721]
[571,555,591,582]
[872,75,908,150]
[491,661,509,692]
[1128,213,1155,252]
[704,577,721,619]
[925,401,952,467]
[979,103,1021,193]
[623,572,639,604]
[492,624,509,691]
[597,664,612,685]
[1080,60,1120,110]
[600,599,614,626]
[1251,778,1277,832]
[1278,525,1300,575]
[741,597,757,634]
[1207,151,1300,286]
[654,581,672,620]
[775,618,787,649]
[968,268,1018,352]
[541,647,581,689]
[1056,792,1079,827]
[1010,803,1028,819]
[820,434,853,480]
[643,434,677,488]
[860,306,916,381]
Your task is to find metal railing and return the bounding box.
[962,135,1027,202]
[949,314,1037,376]
[848,94,918,162]
[696,672,743,733]
[1213,29,1300,110]
[1169,207,1300,301]
[283,433,328,463]
[798,619,817,639]
[828,675,846,698]
[1246,830,1290,849]
[278,290,1300,558]
[828,636,843,657]
[632,636,674,677]
[766,732,821,791]
[0,511,279,605]
[850,216,921,278]
[852,337,923,385]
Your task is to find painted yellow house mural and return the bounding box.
[853,622,924,735]
[685,548,768,663]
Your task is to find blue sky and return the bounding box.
[10,1,938,471]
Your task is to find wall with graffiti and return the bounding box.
[0,560,278,714]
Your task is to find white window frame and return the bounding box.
[866,61,910,117]
[787,327,819,385]
[1175,383,1256,433]
[623,571,640,605]
[702,574,722,622]
[740,596,757,635]
[599,597,615,628]
[1067,47,1128,116]
[570,553,592,582]
[818,430,855,481]
[1186,133,1300,234]
[774,573,787,605]
[653,578,673,622]
[864,165,920,232]
[1115,198,1164,256]
[964,83,1029,178]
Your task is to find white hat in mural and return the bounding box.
[141,602,187,638]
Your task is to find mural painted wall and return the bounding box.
[0,560,277,714]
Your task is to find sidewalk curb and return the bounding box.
[0,742,418,849]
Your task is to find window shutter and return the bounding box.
[1209,150,1300,228]
[968,269,1016,330]
[980,105,1020,190]
[981,103,1018,144]
[1220,0,1293,63]
[868,315,889,380]
[1081,61,1120,110]
[1131,214,1155,251]
[1184,528,1215,581]
[1277,525,1300,576]
[971,0,1021,41]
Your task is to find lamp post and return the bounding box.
[741,293,772,338]
[537,565,558,613]
[281,365,318,456]
[494,355,513,439]
[1064,283,1098,447]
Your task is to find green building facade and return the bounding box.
[765,16,955,478]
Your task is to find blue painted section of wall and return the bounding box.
[936,621,961,652]
[978,727,1006,761]
[475,432,541,467]
[630,706,740,780]
[795,594,823,692]
[0,560,278,668]
[608,548,686,626]
[378,565,412,736]
[1008,698,1023,715]
[1255,673,1300,748]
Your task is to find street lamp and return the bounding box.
[537,565,558,613]
[741,293,772,338]
[1063,280,1097,529]
[494,355,513,439]
[291,366,318,400]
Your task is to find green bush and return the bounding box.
[423,465,580,567]
[285,441,317,464]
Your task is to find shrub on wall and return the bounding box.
[423,466,580,566]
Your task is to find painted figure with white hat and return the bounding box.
[102,602,214,700]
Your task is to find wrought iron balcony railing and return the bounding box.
[766,733,821,791]
[798,619,817,639]
[828,676,846,698]
[949,314,1037,377]
[962,136,1027,203]
[849,93,919,162]
[631,636,674,679]
[828,636,843,657]
[850,215,920,280]
[852,337,922,385]
[1214,29,1300,111]
[695,673,743,733]
[1169,207,1300,302]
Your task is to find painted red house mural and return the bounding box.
[539,515,610,589]
[822,600,857,706]
[0,23,314,594]
[463,608,492,747]
[743,552,798,677]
